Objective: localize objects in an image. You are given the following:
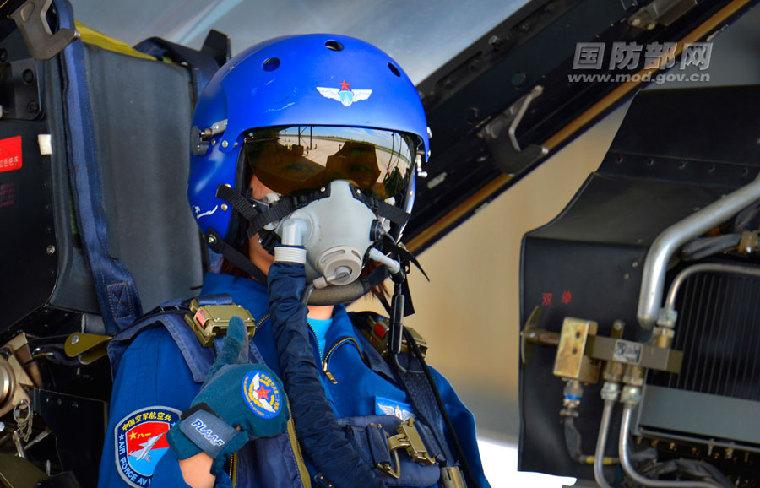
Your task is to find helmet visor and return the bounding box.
[243,126,417,202]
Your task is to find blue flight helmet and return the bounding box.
[188,34,430,251]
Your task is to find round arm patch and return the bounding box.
[114,406,181,488]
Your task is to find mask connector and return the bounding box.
[279,218,309,247]
[368,248,401,275]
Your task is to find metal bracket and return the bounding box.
[191,119,227,155]
[520,306,560,365]
[479,85,548,175]
[629,0,698,29]
[0,55,42,120]
[378,418,436,479]
[10,0,78,60]
[63,333,110,365]
[553,317,601,384]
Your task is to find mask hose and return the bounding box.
[268,261,384,488]
[308,266,389,305]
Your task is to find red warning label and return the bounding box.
[0,136,22,173]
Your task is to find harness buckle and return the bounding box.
[441,466,467,488]
[378,418,436,479]
[184,299,256,347]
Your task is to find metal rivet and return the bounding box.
[70,335,79,345]
[46,245,56,255]
[356,189,361,195]
[208,235,217,243]
[224,183,232,188]
[221,140,229,148]
[320,187,326,192]
[221,203,228,211]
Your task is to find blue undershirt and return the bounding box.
[307,316,333,359]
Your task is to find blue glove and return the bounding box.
[166,317,289,476]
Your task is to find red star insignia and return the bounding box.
[256,385,271,401]
[340,80,350,91]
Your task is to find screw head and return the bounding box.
[221,140,229,148]
[22,69,34,84]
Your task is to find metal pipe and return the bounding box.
[594,400,616,488]
[661,263,760,327]
[619,407,719,488]
[637,177,760,329]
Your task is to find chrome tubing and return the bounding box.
[660,263,760,326]
[637,177,760,329]
[619,407,720,488]
[593,400,616,488]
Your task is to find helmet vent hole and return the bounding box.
[263,57,280,71]
[387,62,401,77]
[324,40,344,51]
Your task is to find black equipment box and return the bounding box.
[519,84,760,479]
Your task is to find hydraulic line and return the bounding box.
[594,400,616,488]
[619,407,720,488]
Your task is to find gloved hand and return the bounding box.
[166,316,289,476]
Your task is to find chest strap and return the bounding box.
[350,314,455,467]
[338,415,442,487]
[351,313,479,487]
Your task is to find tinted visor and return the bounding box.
[243,126,416,202]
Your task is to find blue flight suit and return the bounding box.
[98,273,490,488]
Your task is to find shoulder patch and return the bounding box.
[114,406,181,487]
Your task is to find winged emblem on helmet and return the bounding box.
[317,80,372,107]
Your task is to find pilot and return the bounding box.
[98,34,490,488]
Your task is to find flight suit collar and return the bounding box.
[201,272,364,359]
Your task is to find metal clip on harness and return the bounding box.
[377,418,436,479]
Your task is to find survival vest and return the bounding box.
[107,295,466,488]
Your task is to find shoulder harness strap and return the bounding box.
[108,295,255,382]
[348,313,453,463]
